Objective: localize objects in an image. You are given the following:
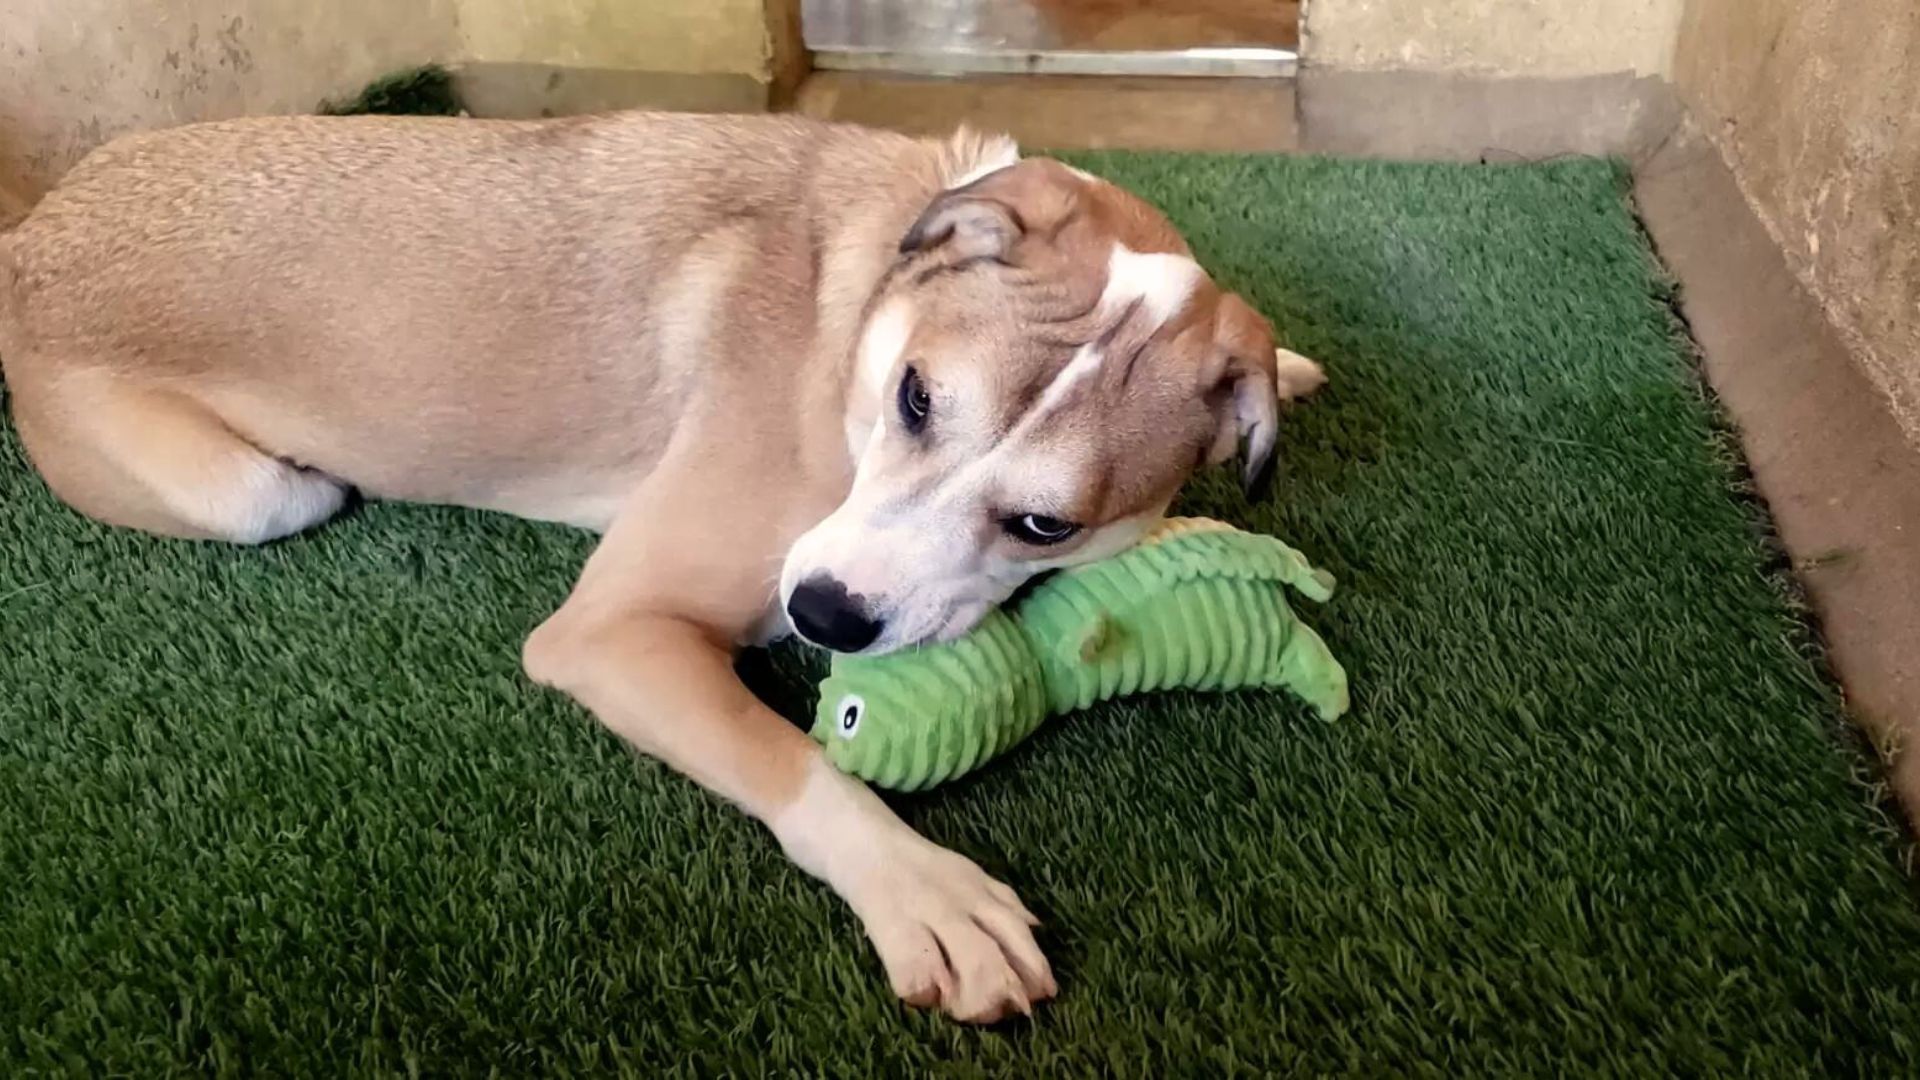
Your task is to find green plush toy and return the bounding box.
[808,518,1349,791]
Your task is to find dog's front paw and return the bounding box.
[849,836,1056,1022]
[773,760,1055,1023]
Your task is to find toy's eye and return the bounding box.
[834,694,864,739]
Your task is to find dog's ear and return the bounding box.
[1206,293,1286,500]
[898,159,1079,263]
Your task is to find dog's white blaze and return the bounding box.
[1104,244,1205,326]
[1027,245,1204,423]
[1034,342,1106,414]
[847,301,915,459]
[858,300,915,393]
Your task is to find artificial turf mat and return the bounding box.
[4,151,1920,1075]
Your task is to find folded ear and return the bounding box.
[1206,293,1284,499]
[898,158,1080,263]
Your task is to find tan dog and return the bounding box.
[0,112,1324,1022]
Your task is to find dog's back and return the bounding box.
[0,111,947,531]
[4,111,893,384]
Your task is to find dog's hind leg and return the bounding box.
[9,366,346,544]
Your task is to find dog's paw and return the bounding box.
[1274,347,1328,400]
[849,837,1056,1023]
[772,761,1055,1023]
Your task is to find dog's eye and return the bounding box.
[898,366,931,434]
[1003,514,1081,546]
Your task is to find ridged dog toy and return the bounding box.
[809,518,1349,791]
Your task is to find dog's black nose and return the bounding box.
[786,576,883,653]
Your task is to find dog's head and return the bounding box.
[782,154,1323,654]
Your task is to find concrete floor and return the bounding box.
[794,72,1298,151]
[1637,119,1920,820]
[795,70,1920,824]
[797,69,1679,160]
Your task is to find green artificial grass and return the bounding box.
[319,65,463,117]
[5,152,1919,1075]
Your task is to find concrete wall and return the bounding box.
[459,0,769,72]
[1296,0,1688,164]
[1672,0,1920,440]
[1305,0,1685,77]
[450,0,800,120]
[0,0,797,207]
[1,1,461,203]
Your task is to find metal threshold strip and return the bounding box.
[811,46,1298,79]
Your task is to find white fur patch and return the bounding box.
[1034,342,1107,414]
[858,300,915,394]
[1273,347,1329,399]
[847,301,915,459]
[167,456,345,545]
[946,136,1021,189]
[1103,245,1205,326]
[1027,246,1204,421]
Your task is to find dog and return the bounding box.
[0,111,1324,1022]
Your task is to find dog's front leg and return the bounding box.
[524,530,1055,1022]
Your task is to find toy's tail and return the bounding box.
[1280,621,1349,720]
[1144,518,1337,602]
